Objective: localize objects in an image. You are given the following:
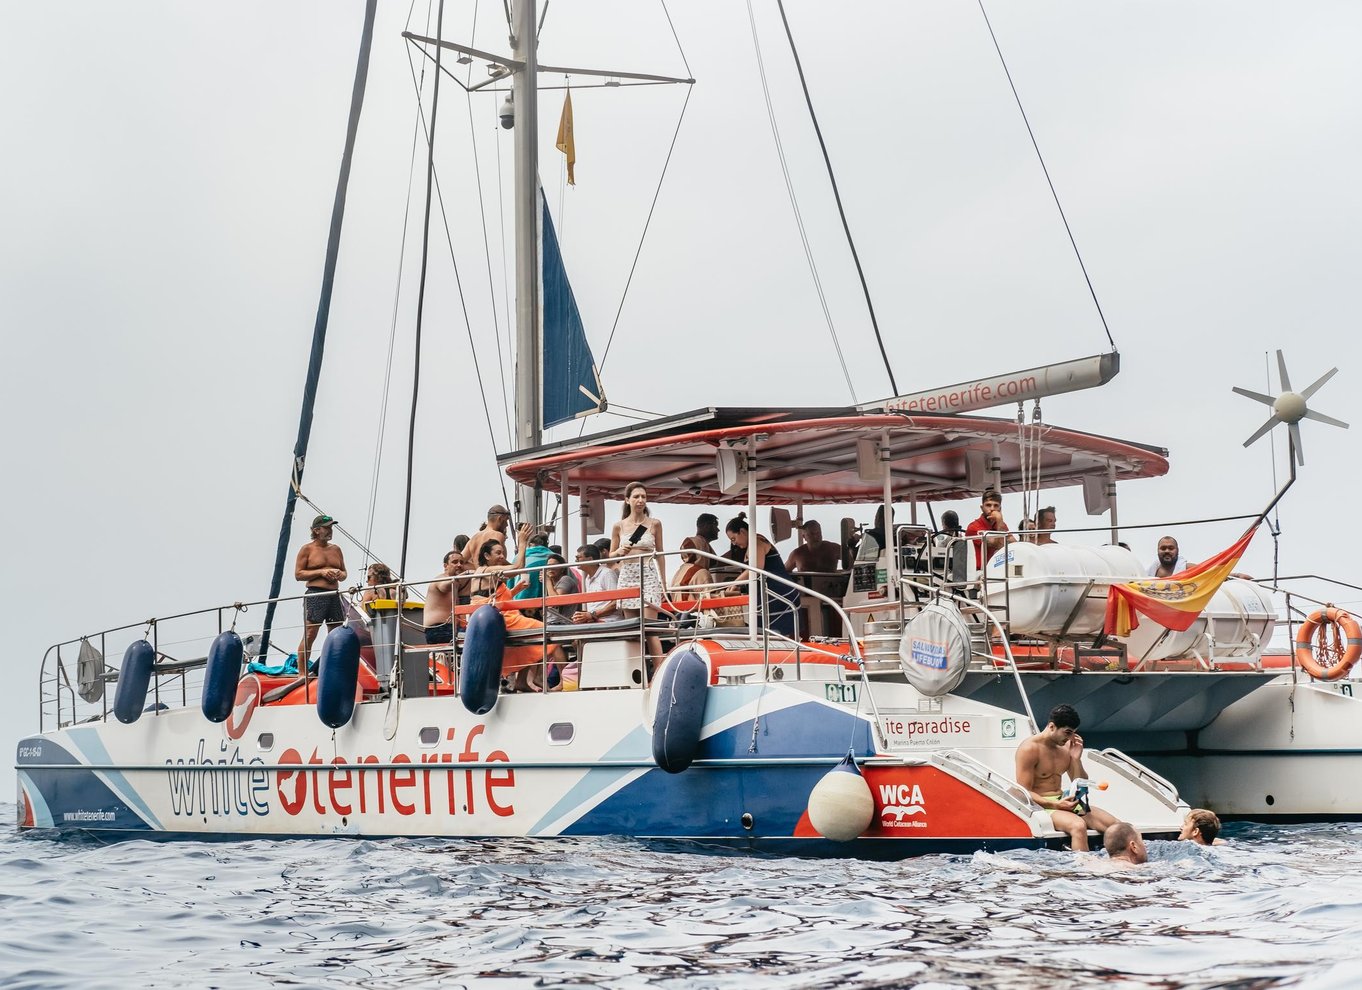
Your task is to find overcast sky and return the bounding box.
[3,1,1360,794]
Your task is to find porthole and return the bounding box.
[256,732,274,751]
[418,727,439,746]
[548,722,575,745]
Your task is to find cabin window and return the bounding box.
[547,722,575,745]
[418,727,439,746]
[256,732,274,751]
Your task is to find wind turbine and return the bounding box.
[1233,350,1349,465]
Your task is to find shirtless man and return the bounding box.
[424,550,468,645]
[1014,704,1118,852]
[463,504,513,575]
[1103,822,1148,867]
[295,514,348,666]
[1034,507,1058,546]
[785,520,842,572]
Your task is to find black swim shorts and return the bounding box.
[303,590,345,625]
[424,622,454,645]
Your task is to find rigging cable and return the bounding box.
[747,0,857,402]
[573,0,693,439]
[589,88,693,382]
[401,36,512,510]
[774,0,894,396]
[461,0,515,449]
[659,0,693,79]
[258,0,378,661]
[976,0,1117,352]
[493,102,516,419]
[365,0,435,569]
[399,0,446,583]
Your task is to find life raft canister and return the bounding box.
[1293,606,1362,681]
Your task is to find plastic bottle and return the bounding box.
[1064,778,1109,815]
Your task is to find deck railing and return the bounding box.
[36,547,867,733]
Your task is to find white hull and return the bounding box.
[1138,675,1362,817]
[16,666,1187,853]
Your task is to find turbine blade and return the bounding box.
[1243,415,1280,448]
[1303,408,1350,430]
[1277,350,1293,393]
[1290,422,1305,465]
[1301,367,1338,400]
[1232,386,1277,407]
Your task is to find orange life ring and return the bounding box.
[1293,606,1362,681]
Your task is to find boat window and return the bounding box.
[256,732,274,751]
[547,722,575,745]
[418,727,439,746]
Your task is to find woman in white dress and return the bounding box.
[610,481,665,660]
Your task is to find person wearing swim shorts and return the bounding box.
[1015,704,1118,851]
[295,513,348,666]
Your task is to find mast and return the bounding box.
[510,0,542,528]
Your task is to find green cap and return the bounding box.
[311,514,336,528]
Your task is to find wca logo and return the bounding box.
[878,782,927,828]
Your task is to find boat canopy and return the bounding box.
[500,407,1168,505]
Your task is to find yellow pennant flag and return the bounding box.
[555,89,576,185]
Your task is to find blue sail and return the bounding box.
[541,192,605,428]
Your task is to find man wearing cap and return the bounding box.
[295,514,348,666]
[462,504,513,575]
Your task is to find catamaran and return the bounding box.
[16,4,1358,850]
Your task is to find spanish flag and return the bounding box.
[556,89,576,185]
[1104,526,1258,637]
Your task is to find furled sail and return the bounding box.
[541,191,605,427]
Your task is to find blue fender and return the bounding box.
[113,640,155,724]
[316,626,361,728]
[201,631,244,723]
[651,649,708,773]
[460,605,505,715]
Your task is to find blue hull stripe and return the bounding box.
[66,727,163,829]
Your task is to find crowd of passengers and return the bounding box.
[293,486,1209,690]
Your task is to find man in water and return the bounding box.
[1104,822,1148,867]
[1148,536,1191,577]
[295,513,348,666]
[1179,808,1225,846]
[1015,704,1118,851]
[785,519,842,572]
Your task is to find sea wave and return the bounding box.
[1,809,1359,989]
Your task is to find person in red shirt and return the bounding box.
[965,490,1013,567]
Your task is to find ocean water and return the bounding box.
[2,808,1359,990]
